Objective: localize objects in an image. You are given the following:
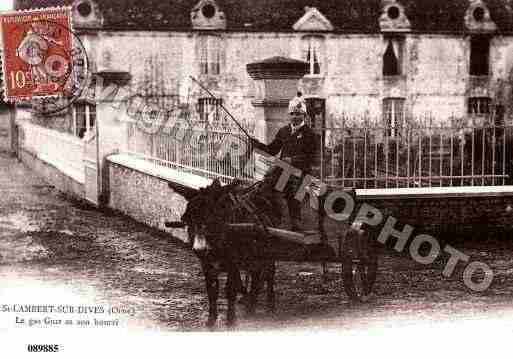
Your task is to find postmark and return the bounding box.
[0,7,90,114]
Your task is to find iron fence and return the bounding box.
[314,115,513,189]
[126,106,257,184]
[125,111,513,189]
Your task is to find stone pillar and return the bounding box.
[246,56,308,143]
[94,70,132,206]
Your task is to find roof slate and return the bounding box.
[13,0,513,33]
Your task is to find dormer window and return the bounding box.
[293,7,334,31]
[473,7,485,22]
[303,36,323,75]
[72,0,102,28]
[201,3,216,18]
[77,2,92,17]
[464,1,497,33]
[387,6,400,20]
[379,2,411,32]
[191,0,226,30]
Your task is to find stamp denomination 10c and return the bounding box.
[0,7,74,102]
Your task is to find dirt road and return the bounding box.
[2,153,513,332]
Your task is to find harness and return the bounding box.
[223,181,281,244]
[234,181,279,223]
[186,180,282,255]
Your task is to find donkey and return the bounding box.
[167,178,281,328]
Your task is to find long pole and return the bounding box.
[189,76,252,140]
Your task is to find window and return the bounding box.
[470,35,489,76]
[197,97,223,123]
[199,35,221,75]
[76,1,93,17]
[303,36,323,75]
[473,7,485,22]
[383,37,403,76]
[468,97,491,115]
[383,98,405,137]
[201,3,216,18]
[72,102,96,139]
[387,6,400,19]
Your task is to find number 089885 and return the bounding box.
[27,344,59,352]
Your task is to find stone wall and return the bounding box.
[107,160,189,243]
[359,194,513,241]
[105,152,513,246]
[20,149,85,200]
[299,191,513,250]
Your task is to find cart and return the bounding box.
[225,188,378,302]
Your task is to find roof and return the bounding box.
[14,0,513,33]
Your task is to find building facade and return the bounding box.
[14,0,513,138]
[9,0,513,235]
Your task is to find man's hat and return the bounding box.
[288,95,307,114]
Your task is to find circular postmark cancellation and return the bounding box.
[0,7,91,115]
[29,20,91,116]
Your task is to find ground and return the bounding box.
[2,152,513,333]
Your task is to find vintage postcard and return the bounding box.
[1,0,513,358]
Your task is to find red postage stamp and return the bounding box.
[0,7,74,102]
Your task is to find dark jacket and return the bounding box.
[253,123,317,175]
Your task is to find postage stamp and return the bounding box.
[0,7,75,103]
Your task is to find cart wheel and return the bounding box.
[341,229,377,302]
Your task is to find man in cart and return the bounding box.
[251,93,317,232]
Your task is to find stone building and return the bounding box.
[14,0,513,140]
[10,0,513,237]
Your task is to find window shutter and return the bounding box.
[208,37,215,75]
[391,39,400,58]
[305,42,311,74]
[313,50,320,74]
[218,36,225,75]
[312,39,321,74]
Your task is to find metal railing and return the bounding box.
[126,111,256,184]
[125,112,513,189]
[314,115,513,189]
